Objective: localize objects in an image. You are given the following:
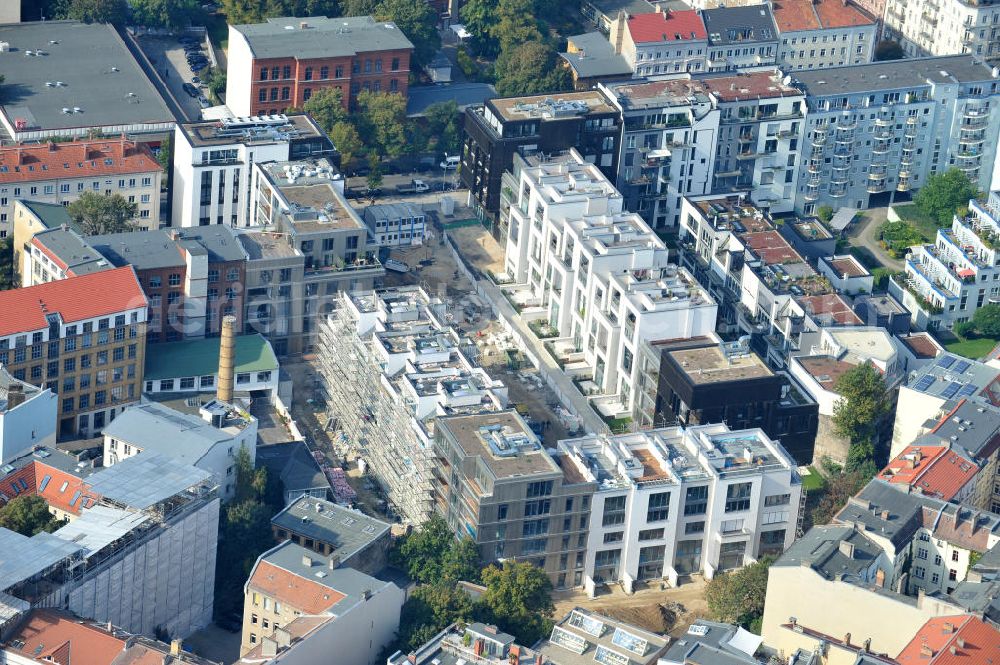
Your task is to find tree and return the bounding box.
[234,444,268,503]
[816,205,834,223]
[914,168,979,226]
[67,192,138,236]
[423,100,462,155]
[953,320,976,339]
[832,361,891,445]
[874,40,905,61]
[329,121,363,170]
[478,561,554,645]
[63,0,129,23]
[375,0,440,67]
[494,40,570,97]
[391,514,456,584]
[354,91,408,157]
[303,88,348,134]
[973,303,1000,338]
[844,439,878,480]
[442,537,482,584]
[705,556,773,632]
[0,236,18,291]
[811,470,868,525]
[397,584,476,651]
[202,67,227,102]
[460,0,500,57]
[367,159,384,193]
[129,0,199,30]
[493,0,542,53]
[0,495,64,536]
[340,0,379,14]
[220,0,339,23]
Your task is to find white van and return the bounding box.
[440,155,460,170]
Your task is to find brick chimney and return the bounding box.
[217,315,237,402]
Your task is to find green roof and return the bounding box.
[20,200,81,232]
[144,334,278,380]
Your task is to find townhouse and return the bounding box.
[772,0,878,71]
[609,8,710,76]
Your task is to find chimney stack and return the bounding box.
[6,383,25,410]
[217,315,237,402]
[170,640,182,656]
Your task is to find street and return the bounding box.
[345,170,461,195]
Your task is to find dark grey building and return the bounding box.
[702,5,779,72]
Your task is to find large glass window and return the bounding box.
[725,482,752,513]
[602,495,627,527]
[684,486,708,515]
[646,492,670,522]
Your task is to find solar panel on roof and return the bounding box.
[914,375,936,392]
[954,360,971,373]
[958,384,978,398]
[941,382,963,400]
[938,356,956,369]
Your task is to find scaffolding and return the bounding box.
[316,293,436,525]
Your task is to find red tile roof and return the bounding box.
[0,266,146,337]
[0,139,161,184]
[4,610,127,665]
[0,459,98,516]
[878,445,978,501]
[771,0,876,32]
[896,615,1000,665]
[248,561,346,614]
[628,9,707,44]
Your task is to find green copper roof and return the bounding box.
[144,334,278,380]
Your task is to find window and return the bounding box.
[949,569,958,581]
[391,57,400,71]
[917,547,929,560]
[684,486,708,515]
[304,66,313,81]
[638,528,664,541]
[913,566,925,579]
[602,496,626,527]
[320,66,329,79]
[522,519,548,537]
[647,492,670,522]
[725,482,752,512]
[952,551,960,562]
[208,269,219,283]
[603,531,624,544]
[168,273,181,287]
[524,499,551,516]
[764,494,791,507]
[685,521,705,534]
[526,481,553,498]
[303,88,312,102]
[497,504,508,521]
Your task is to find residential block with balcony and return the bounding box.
[883,0,1000,62]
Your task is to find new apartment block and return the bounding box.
[501,150,716,420]
[883,0,1000,61]
[891,193,1000,331]
[0,138,162,236]
[172,114,335,229]
[461,91,622,225]
[792,56,1000,213]
[0,452,219,638]
[226,16,413,117]
[0,267,147,438]
[317,287,509,525]
[772,0,877,70]
[433,411,595,589]
[561,424,801,592]
[602,69,805,231]
[245,158,382,354]
[0,365,57,463]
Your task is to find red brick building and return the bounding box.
[226,16,414,117]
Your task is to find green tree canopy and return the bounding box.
[354,90,408,157]
[874,40,905,61]
[0,236,18,291]
[816,205,834,223]
[973,303,1000,337]
[220,0,340,24]
[303,87,348,133]
[832,361,891,445]
[423,100,462,155]
[493,0,542,53]
[129,0,199,29]
[391,514,458,584]
[397,584,476,651]
[441,536,482,584]
[844,439,878,479]
[67,191,138,236]
[63,0,129,23]
[705,556,773,632]
[478,561,554,645]
[202,67,227,102]
[329,121,363,170]
[340,0,379,15]
[914,168,979,226]
[811,470,868,526]
[374,0,440,67]
[460,0,500,56]
[494,40,570,97]
[0,495,64,536]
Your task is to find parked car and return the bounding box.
[191,76,201,84]
[198,95,211,108]
[182,82,199,97]
[396,179,430,194]
[440,155,460,170]
[190,61,208,71]
[187,53,207,62]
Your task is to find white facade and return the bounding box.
[892,195,1000,330]
[225,29,256,118]
[559,423,800,595]
[776,25,876,71]
[502,150,716,418]
[0,368,57,464]
[361,204,427,247]
[884,0,1000,62]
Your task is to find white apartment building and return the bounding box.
[101,400,258,501]
[502,150,716,420]
[171,114,335,228]
[558,423,801,594]
[792,56,1000,214]
[607,8,709,76]
[884,0,1000,62]
[772,0,878,71]
[0,365,57,463]
[891,194,1000,331]
[0,139,162,236]
[318,286,509,525]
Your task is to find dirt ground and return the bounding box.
[552,577,710,637]
[446,222,506,275]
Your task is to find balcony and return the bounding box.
[867,179,887,193]
[897,177,911,192]
[804,188,820,202]
[837,118,858,130]
[830,185,848,198]
[869,166,887,178]
[872,141,891,155]
[875,117,893,128]
[736,150,758,160]
[963,114,989,128]
[304,256,382,280]
[807,160,822,174]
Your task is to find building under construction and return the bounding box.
[316,287,509,525]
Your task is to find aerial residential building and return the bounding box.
[891,194,1000,331]
[560,423,801,592]
[817,254,873,295]
[608,8,709,76]
[226,16,414,117]
[854,294,913,335]
[270,496,391,573]
[241,540,404,660]
[771,0,877,70]
[172,114,335,229]
[883,0,1000,62]
[247,158,382,353]
[602,70,804,231]
[0,138,163,236]
[560,32,634,90]
[648,336,819,464]
[895,331,944,370]
[361,202,427,247]
[101,400,257,501]
[501,151,716,418]
[537,608,669,665]
[0,267,147,439]
[256,441,331,506]
[0,452,220,638]
[877,442,980,503]
[0,366,57,463]
[895,615,1000,665]
[20,225,110,287]
[0,21,174,144]
[702,5,778,72]
[778,216,838,260]
[433,411,595,589]
[317,287,509,525]
[792,56,1000,214]
[460,90,622,225]
[581,0,658,33]
[660,620,763,665]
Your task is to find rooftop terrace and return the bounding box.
[489,90,617,122]
[181,113,324,148]
[668,344,773,385]
[437,411,561,481]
